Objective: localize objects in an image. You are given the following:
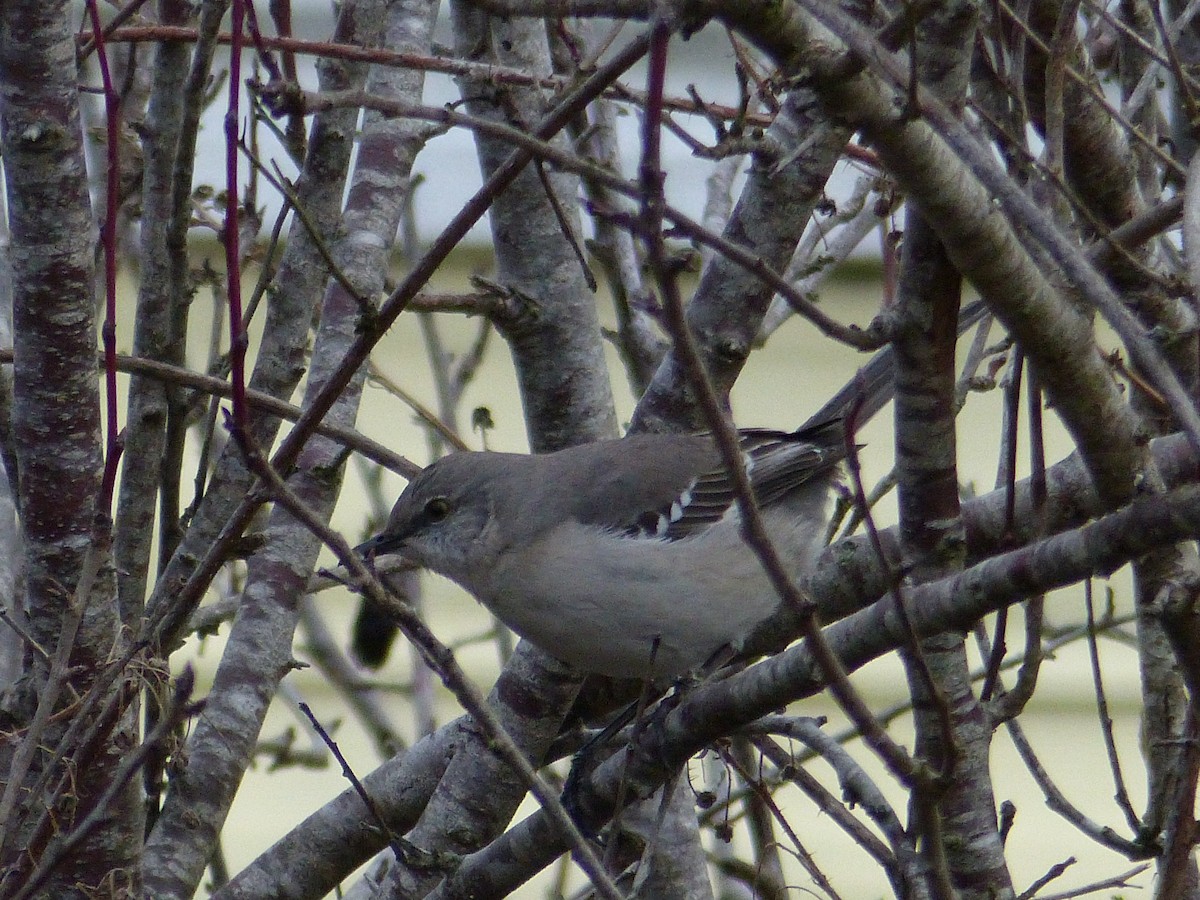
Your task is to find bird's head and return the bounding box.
[357,452,509,581]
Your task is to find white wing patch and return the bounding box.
[633,478,698,539]
[624,424,844,542]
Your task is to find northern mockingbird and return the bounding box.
[357,418,846,679]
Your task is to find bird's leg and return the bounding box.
[562,639,666,834]
[591,637,739,789]
[695,640,750,682]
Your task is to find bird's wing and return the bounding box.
[605,421,845,541]
[737,422,846,508]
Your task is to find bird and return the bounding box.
[355,418,846,680]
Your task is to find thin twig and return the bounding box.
[1083,580,1140,832]
[1034,863,1150,900]
[718,741,842,900]
[296,701,445,872]
[0,348,420,479]
[1003,717,1150,858]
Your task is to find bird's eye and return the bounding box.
[424,497,451,522]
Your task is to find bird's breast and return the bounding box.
[475,516,816,678]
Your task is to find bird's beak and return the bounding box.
[353,532,402,561]
[352,533,422,582]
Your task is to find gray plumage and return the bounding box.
[359,419,845,678]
